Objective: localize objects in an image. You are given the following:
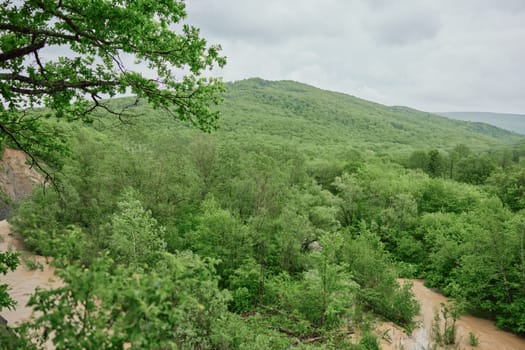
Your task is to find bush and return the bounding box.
[359,332,380,350]
[343,232,420,328]
[21,252,232,349]
[469,332,479,346]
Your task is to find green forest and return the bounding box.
[1,78,525,349]
[2,1,525,349]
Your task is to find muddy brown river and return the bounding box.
[2,219,525,349]
[0,220,58,325]
[380,279,525,350]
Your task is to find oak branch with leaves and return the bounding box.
[0,0,226,180]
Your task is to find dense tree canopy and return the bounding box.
[1,34,525,346]
[0,250,19,311]
[0,0,225,176]
[0,77,524,347]
[0,0,225,326]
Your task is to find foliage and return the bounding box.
[359,332,381,350]
[18,252,232,350]
[10,186,61,255]
[469,332,479,347]
[438,111,525,135]
[185,196,252,283]
[427,149,445,177]
[455,155,495,184]
[7,77,525,346]
[343,229,420,328]
[22,256,43,271]
[107,188,166,268]
[0,250,19,311]
[0,0,225,177]
[416,179,481,214]
[430,302,461,347]
[487,165,525,211]
[220,79,520,155]
[264,233,359,331]
[404,144,498,185]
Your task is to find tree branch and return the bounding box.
[0,23,78,42]
[34,0,112,48]
[0,38,46,62]
[85,93,138,123]
[1,73,120,95]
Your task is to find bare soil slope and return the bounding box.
[0,148,44,219]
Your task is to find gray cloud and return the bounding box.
[365,9,441,46]
[188,0,345,44]
[185,0,525,114]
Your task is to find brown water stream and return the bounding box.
[2,218,525,349]
[380,279,525,350]
[0,220,58,325]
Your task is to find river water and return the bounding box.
[2,219,525,349]
[0,220,58,325]
[380,279,525,350]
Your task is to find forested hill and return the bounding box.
[216,78,522,153]
[7,78,525,347]
[438,111,525,135]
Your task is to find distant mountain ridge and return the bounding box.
[100,78,524,154]
[438,112,525,135]
[215,78,523,153]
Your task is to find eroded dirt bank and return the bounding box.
[381,279,525,350]
[0,148,45,220]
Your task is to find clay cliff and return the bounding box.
[0,148,44,219]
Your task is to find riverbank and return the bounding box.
[380,279,525,350]
[0,220,58,325]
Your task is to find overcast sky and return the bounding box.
[185,0,525,114]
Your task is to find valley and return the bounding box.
[1,79,525,349]
[2,1,525,348]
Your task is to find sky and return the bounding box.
[184,0,525,114]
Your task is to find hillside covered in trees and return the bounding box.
[439,111,525,136]
[219,79,521,154]
[1,79,525,348]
